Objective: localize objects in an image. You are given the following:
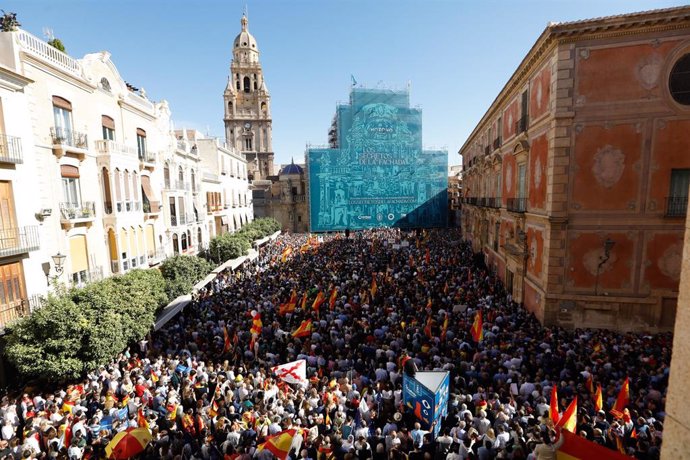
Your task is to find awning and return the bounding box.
[141,175,157,201]
[69,235,88,273]
[145,224,155,254]
[61,165,79,178]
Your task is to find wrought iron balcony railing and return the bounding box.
[59,201,95,220]
[665,196,688,218]
[0,134,24,164]
[507,197,527,213]
[0,226,40,257]
[51,127,88,149]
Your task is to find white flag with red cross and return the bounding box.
[271,359,307,385]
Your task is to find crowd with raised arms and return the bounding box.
[0,229,670,460]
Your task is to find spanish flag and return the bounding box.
[440,316,449,341]
[557,430,631,460]
[292,319,313,338]
[281,247,293,263]
[423,316,433,339]
[594,384,603,413]
[550,386,560,424]
[209,399,219,418]
[470,310,483,342]
[300,292,308,310]
[279,301,296,316]
[137,408,149,429]
[121,395,130,408]
[250,313,263,336]
[328,288,338,310]
[312,291,326,313]
[257,429,299,460]
[612,377,630,414]
[370,275,377,297]
[223,326,232,353]
[167,404,178,421]
[556,397,577,433]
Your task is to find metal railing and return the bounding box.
[0,134,24,164]
[507,197,527,213]
[59,201,95,220]
[148,248,166,265]
[665,196,688,218]
[51,127,88,149]
[175,180,189,191]
[138,149,156,163]
[0,295,43,330]
[104,201,113,214]
[290,194,306,203]
[171,215,178,226]
[0,226,40,257]
[489,197,502,208]
[515,116,528,134]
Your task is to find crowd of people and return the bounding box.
[0,229,671,459]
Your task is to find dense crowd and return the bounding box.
[0,229,671,459]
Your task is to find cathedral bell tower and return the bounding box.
[223,14,274,181]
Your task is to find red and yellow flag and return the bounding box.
[470,310,483,342]
[292,319,313,338]
[223,326,232,353]
[300,292,308,310]
[586,375,594,394]
[556,397,577,433]
[630,428,637,439]
[440,316,449,341]
[370,275,378,297]
[594,384,603,413]
[281,247,293,263]
[279,302,296,316]
[328,289,338,310]
[550,385,560,424]
[250,313,263,336]
[312,291,326,313]
[557,430,631,460]
[209,400,219,418]
[257,429,299,460]
[423,316,433,339]
[613,377,630,413]
[150,371,159,384]
[137,408,149,429]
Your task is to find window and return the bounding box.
[100,77,111,92]
[517,164,527,199]
[136,128,147,159]
[243,77,251,93]
[496,174,502,200]
[245,138,252,150]
[62,176,81,207]
[53,97,73,140]
[670,53,690,105]
[102,115,115,141]
[668,169,690,217]
[164,164,170,189]
[72,271,88,287]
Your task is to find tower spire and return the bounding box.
[242,4,249,31]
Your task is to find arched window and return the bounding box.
[181,232,187,251]
[178,166,184,182]
[102,167,113,214]
[228,101,233,113]
[191,170,196,192]
[236,80,240,90]
[243,77,251,93]
[670,53,690,105]
[172,234,179,254]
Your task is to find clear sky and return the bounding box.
[5,0,687,168]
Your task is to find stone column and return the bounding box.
[661,190,690,460]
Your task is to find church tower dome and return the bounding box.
[224,13,274,182]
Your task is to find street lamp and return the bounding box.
[43,252,67,286]
[594,238,615,296]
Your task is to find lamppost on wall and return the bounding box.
[42,252,67,286]
[594,237,615,296]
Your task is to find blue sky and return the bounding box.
[5,0,687,167]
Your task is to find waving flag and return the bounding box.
[223,326,232,353]
[250,313,263,335]
[271,360,307,385]
[556,396,577,433]
[586,375,594,394]
[370,275,378,297]
[257,429,300,460]
[550,385,560,424]
[470,310,483,342]
[557,430,631,460]
[594,384,603,413]
[137,408,149,430]
[279,301,296,316]
[312,291,326,313]
[611,377,630,417]
[328,288,338,310]
[300,292,308,310]
[423,316,433,339]
[281,246,293,262]
[292,319,313,338]
[440,315,449,341]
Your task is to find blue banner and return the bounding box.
[307,88,447,232]
[403,371,449,437]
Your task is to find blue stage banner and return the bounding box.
[403,371,450,437]
[307,88,447,232]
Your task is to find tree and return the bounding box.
[47,37,66,52]
[0,11,20,32]
[208,233,251,264]
[159,255,213,300]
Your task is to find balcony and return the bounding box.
[175,180,190,191]
[143,200,161,216]
[138,149,156,170]
[0,226,40,257]
[59,201,95,228]
[50,127,88,159]
[95,139,138,157]
[515,116,528,135]
[665,196,688,218]
[0,134,24,164]
[0,295,43,331]
[507,197,527,213]
[147,248,166,265]
[289,194,306,203]
[489,197,502,209]
[493,137,502,150]
[484,145,491,155]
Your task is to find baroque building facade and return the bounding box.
[223,15,274,182]
[459,6,690,331]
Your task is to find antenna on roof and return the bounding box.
[43,27,54,40]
